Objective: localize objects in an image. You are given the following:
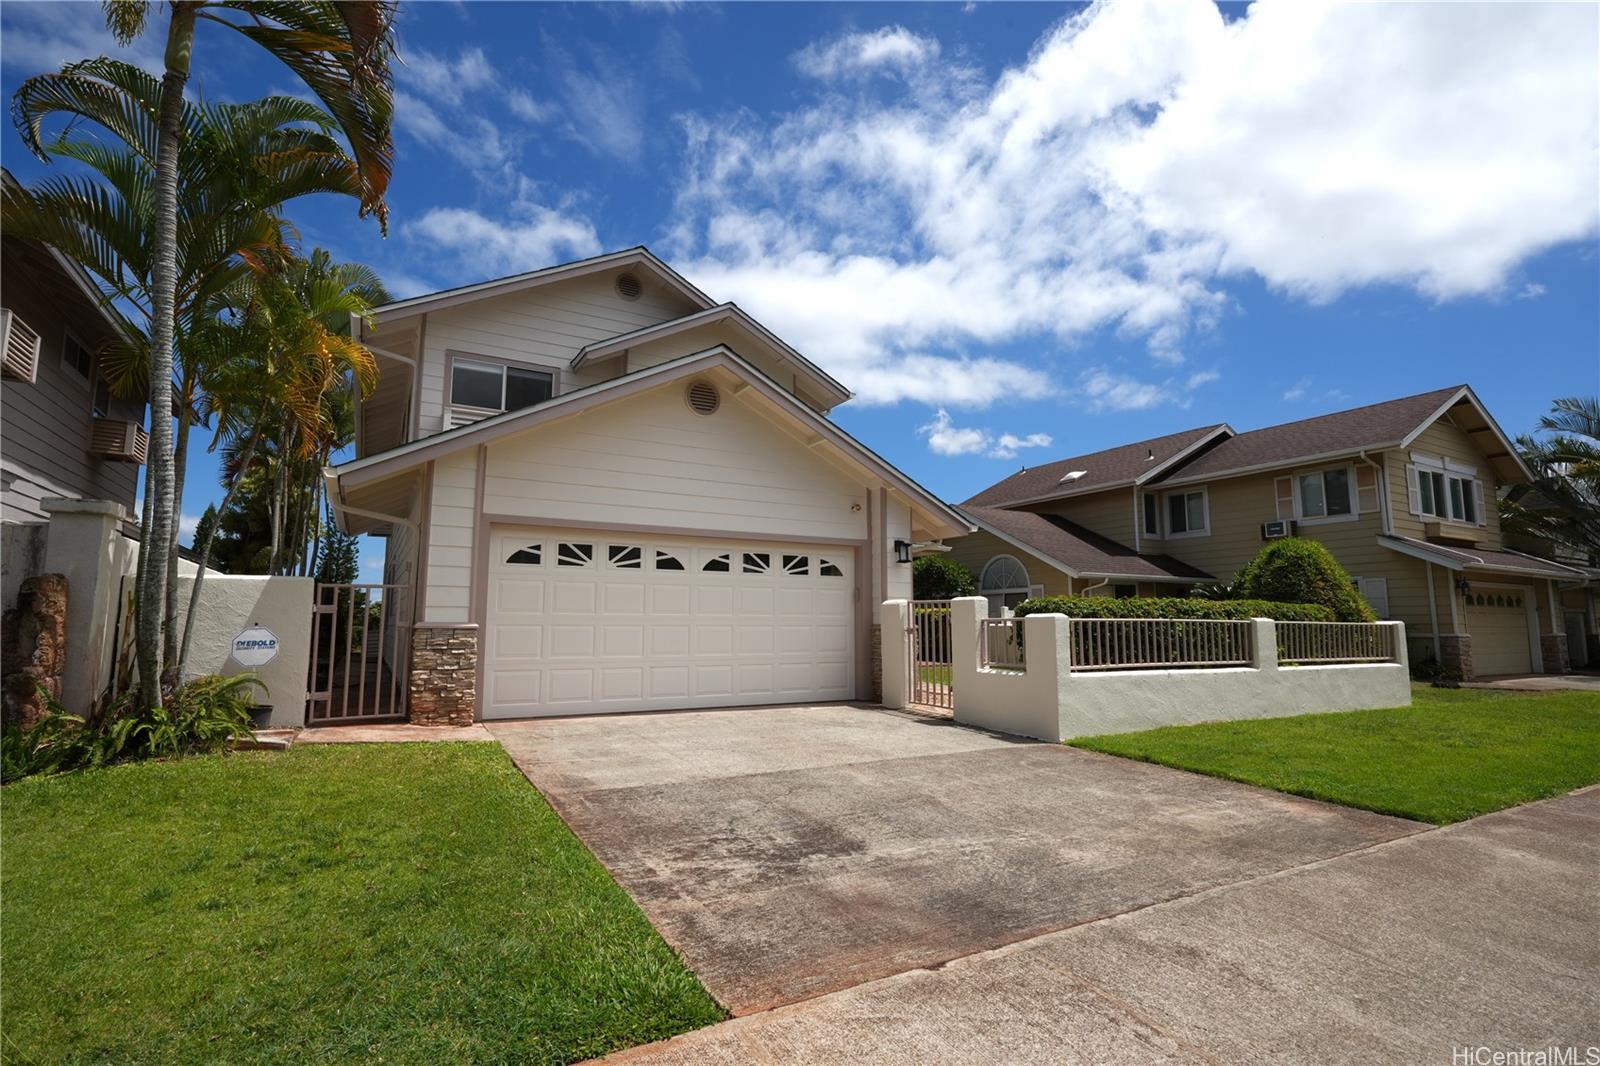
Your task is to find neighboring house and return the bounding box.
[949,386,1584,679]
[327,247,969,721]
[0,222,146,609]
[1501,485,1599,670]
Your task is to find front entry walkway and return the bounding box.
[1465,672,1600,693]
[488,704,1422,1016]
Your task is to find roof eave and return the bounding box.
[1398,384,1537,485]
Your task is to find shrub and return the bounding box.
[1013,595,1335,622]
[912,555,977,599]
[1234,538,1376,622]
[0,674,263,782]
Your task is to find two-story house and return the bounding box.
[0,220,146,610]
[948,386,1584,680]
[326,247,970,722]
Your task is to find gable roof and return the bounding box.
[570,302,851,404]
[328,344,970,536]
[365,246,715,322]
[1153,384,1533,486]
[963,424,1229,508]
[964,505,1215,583]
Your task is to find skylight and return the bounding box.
[1059,470,1088,483]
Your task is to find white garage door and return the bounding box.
[1465,588,1533,676]
[484,527,856,718]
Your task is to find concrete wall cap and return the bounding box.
[42,499,128,520]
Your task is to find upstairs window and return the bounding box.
[91,375,111,419]
[1166,489,1208,536]
[1141,494,1159,537]
[1409,458,1484,526]
[449,357,553,414]
[1298,467,1352,519]
[62,332,92,379]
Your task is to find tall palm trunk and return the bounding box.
[177,427,261,678]
[136,2,198,710]
[161,401,194,681]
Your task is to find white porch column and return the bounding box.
[1252,618,1279,672]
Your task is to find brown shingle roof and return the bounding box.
[1379,536,1585,579]
[965,506,1215,583]
[963,425,1226,507]
[1152,386,1466,484]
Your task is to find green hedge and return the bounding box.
[1012,595,1335,622]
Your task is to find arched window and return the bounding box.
[980,555,1032,614]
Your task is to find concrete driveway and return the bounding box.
[489,703,1423,1015]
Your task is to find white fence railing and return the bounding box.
[1276,621,1398,665]
[980,618,1025,671]
[1068,617,1254,672]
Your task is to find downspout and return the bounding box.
[1131,491,1141,553]
[1358,450,1391,535]
[1080,578,1110,597]
[1424,562,1442,664]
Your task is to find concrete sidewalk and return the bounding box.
[606,786,1600,1065]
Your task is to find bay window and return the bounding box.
[450,357,554,414]
[1410,458,1482,524]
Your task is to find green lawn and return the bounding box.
[1070,685,1600,825]
[1,743,723,1064]
[916,663,951,687]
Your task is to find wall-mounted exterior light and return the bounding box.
[894,539,912,564]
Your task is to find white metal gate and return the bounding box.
[307,582,409,724]
[905,599,953,710]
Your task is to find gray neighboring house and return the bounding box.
[1,222,146,609]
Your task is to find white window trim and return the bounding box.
[980,554,1033,610]
[1293,463,1360,526]
[1163,487,1210,539]
[1407,456,1486,528]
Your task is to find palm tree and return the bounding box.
[175,249,385,678]
[1503,396,1600,557]
[13,2,394,709]
[9,59,384,693]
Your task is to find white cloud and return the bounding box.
[401,47,496,106]
[179,514,202,540]
[0,3,164,79]
[1185,369,1221,389]
[407,203,602,277]
[508,90,557,124]
[794,27,941,80]
[1283,377,1311,402]
[919,409,1053,459]
[1517,282,1547,301]
[1078,368,1176,413]
[669,0,1597,410]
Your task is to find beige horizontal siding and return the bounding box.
[942,529,1073,598]
[1027,487,1135,547]
[1387,419,1506,548]
[415,272,699,437]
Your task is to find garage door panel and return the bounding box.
[1466,589,1533,676]
[486,527,856,718]
[493,623,544,659]
[552,581,597,614]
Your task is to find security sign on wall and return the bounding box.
[231,625,280,668]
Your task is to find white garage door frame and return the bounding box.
[472,516,869,719]
[1465,580,1543,675]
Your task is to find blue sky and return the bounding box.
[3,0,1597,581]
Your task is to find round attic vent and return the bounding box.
[686,381,721,416]
[615,272,643,300]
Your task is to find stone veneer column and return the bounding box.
[870,624,883,702]
[1,573,69,727]
[408,623,479,727]
[1438,634,1473,681]
[1540,634,1570,675]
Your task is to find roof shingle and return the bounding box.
[965,506,1214,582]
[1151,386,1466,484]
[963,425,1225,507]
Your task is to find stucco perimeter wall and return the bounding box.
[174,575,312,729]
[937,597,1411,742]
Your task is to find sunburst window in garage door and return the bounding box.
[819,558,843,577]
[783,554,809,576]
[507,544,542,565]
[608,544,642,569]
[655,550,685,571]
[557,542,593,567]
[743,552,771,574]
[703,552,730,572]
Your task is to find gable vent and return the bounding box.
[615,272,643,300]
[686,381,720,416]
